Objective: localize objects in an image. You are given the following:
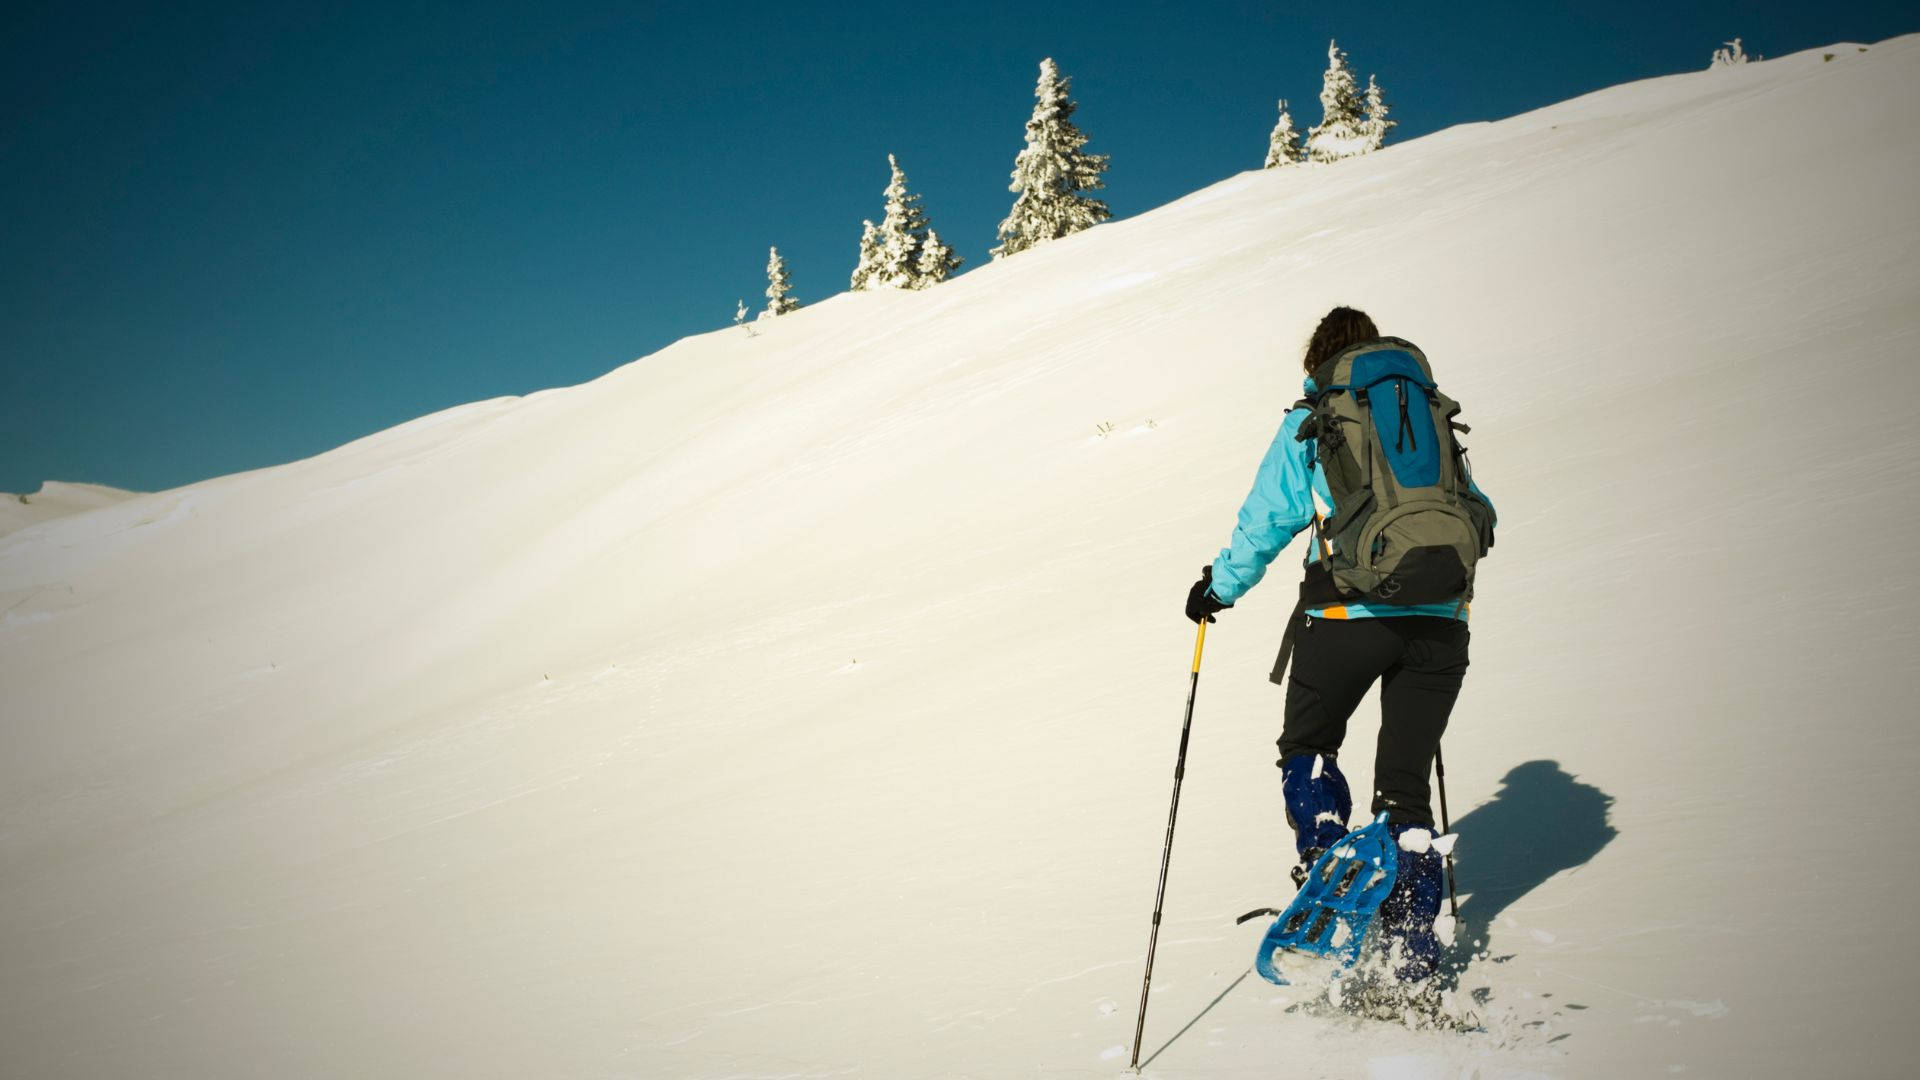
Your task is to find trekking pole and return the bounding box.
[1128,619,1208,1073]
[1435,743,1460,919]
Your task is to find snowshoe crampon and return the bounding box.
[1252,813,1398,985]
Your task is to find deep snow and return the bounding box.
[3,37,1919,1079]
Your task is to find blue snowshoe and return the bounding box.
[1251,812,1399,985]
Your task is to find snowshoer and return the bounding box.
[1184,305,1495,1007]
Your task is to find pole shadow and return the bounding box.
[1137,968,1251,1071]
[1445,759,1616,959]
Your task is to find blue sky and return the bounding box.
[4,1,1914,493]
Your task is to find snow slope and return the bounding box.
[0,482,138,539]
[4,38,1919,1079]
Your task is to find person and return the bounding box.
[1184,305,1494,1010]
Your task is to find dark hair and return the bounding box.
[1303,306,1380,375]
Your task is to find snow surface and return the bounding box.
[0,481,139,539]
[4,37,1920,1079]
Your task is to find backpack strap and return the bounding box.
[1269,598,1310,686]
[1269,514,1335,686]
[1311,511,1334,569]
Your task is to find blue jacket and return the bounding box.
[1208,380,1492,620]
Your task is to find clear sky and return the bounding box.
[4,1,1914,494]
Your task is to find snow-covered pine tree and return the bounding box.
[1362,75,1394,152]
[848,155,957,291]
[1305,39,1368,163]
[1711,38,1750,67]
[762,246,798,317]
[850,219,882,291]
[992,58,1110,260]
[1264,98,1303,168]
[914,228,962,288]
[875,154,933,289]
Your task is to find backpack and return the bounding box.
[1293,337,1495,608]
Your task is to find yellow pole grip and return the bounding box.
[1191,618,1208,674]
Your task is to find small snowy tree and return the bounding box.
[762,246,798,318]
[875,154,932,288]
[850,219,882,291]
[733,299,756,337]
[1305,39,1368,163]
[914,228,962,288]
[850,155,958,291]
[993,57,1110,260]
[1711,39,1750,68]
[1264,98,1303,168]
[1362,75,1395,152]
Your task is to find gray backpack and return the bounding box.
[1293,337,1495,608]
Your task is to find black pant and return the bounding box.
[1277,614,1470,827]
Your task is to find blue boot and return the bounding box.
[1279,754,1352,886]
[1378,824,1446,983]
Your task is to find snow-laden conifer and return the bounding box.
[1711,39,1750,67]
[875,154,932,289]
[850,220,882,292]
[850,155,959,291]
[1362,75,1395,153]
[763,246,798,318]
[993,58,1110,260]
[1305,40,1369,163]
[1264,99,1303,168]
[914,228,962,288]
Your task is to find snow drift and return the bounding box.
[3,38,1919,1079]
[0,482,138,539]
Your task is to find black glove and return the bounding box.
[1185,565,1232,624]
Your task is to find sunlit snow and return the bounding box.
[3,36,1918,1080]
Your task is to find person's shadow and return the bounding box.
[1445,759,1617,957]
